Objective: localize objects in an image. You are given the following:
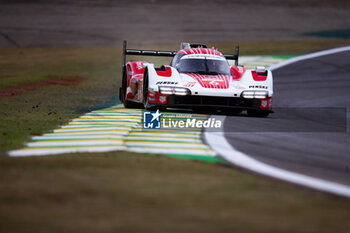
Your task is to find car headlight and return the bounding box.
[159,86,174,95]
[242,90,268,99]
[242,91,255,99]
[159,86,191,95]
[254,91,268,99]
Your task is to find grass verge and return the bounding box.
[1,40,350,232]
[0,47,122,153]
[1,152,350,233]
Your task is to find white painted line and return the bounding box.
[81,116,142,119]
[125,142,208,148]
[128,133,200,138]
[205,122,350,198]
[124,137,202,143]
[269,46,350,71]
[54,127,130,132]
[45,131,130,136]
[128,147,216,156]
[8,146,125,157]
[72,119,141,122]
[26,140,124,147]
[206,46,350,198]
[32,135,124,140]
[68,122,139,126]
[60,126,131,130]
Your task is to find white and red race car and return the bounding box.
[119,41,273,117]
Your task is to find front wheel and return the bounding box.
[225,109,243,116]
[247,109,270,117]
[124,99,141,108]
[143,68,149,109]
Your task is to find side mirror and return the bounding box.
[231,66,246,80]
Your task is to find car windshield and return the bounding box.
[176,57,230,75]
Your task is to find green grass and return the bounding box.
[1,153,350,233]
[1,40,350,233]
[0,47,122,153]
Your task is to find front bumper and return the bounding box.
[147,92,273,112]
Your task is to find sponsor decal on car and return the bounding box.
[159,95,167,103]
[156,81,178,85]
[260,97,272,109]
[249,85,268,89]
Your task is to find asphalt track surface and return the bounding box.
[1,0,350,47]
[223,50,350,186]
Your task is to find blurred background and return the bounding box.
[0,0,350,48]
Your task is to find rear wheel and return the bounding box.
[120,66,127,103]
[247,109,270,117]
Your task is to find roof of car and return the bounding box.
[178,48,223,56]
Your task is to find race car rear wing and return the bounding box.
[224,46,240,66]
[122,40,177,68]
[122,40,240,67]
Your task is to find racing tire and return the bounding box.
[143,67,150,109]
[123,99,141,108]
[247,109,270,117]
[225,109,243,116]
[120,66,127,103]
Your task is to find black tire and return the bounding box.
[123,99,141,108]
[192,107,208,114]
[143,68,150,109]
[120,66,127,103]
[226,109,243,116]
[122,66,143,109]
[247,109,270,117]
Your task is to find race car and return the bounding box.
[119,40,273,117]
